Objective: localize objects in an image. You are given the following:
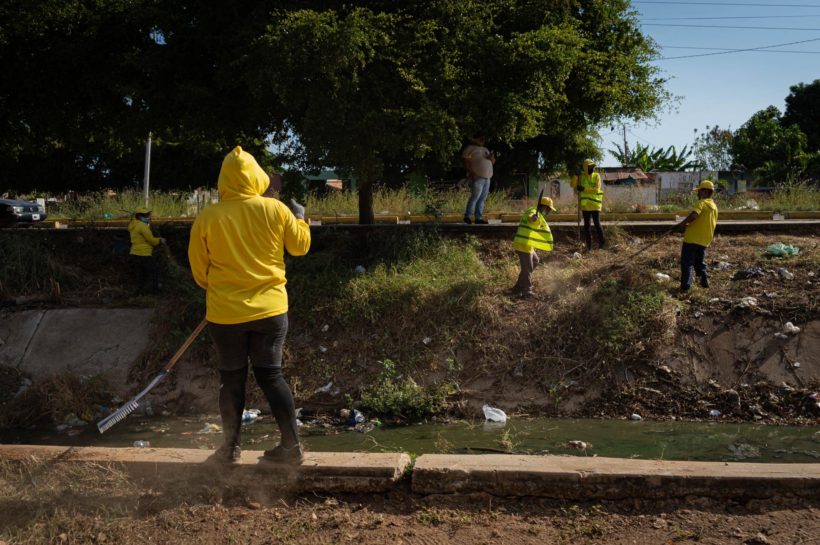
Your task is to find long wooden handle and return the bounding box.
[630,230,675,258]
[163,318,208,372]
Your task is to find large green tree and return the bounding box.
[244,0,671,223]
[692,125,733,172]
[731,106,814,185]
[783,80,820,154]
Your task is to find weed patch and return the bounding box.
[355,359,447,421]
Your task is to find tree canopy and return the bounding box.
[692,125,733,172]
[730,106,815,185]
[2,0,672,212]
[783,79,820,154]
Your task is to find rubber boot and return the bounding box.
[252,366,301,451]
[217,367,248,462]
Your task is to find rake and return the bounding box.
[98,318,208,434]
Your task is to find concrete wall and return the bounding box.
[0,309,154,391]
[657,171,718,199]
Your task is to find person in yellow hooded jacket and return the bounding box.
[189,146,311,465]
[570,159,606,250]
[674,180,719,293]
[128,206,164,295]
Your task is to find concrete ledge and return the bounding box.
[412,454,820,499]
[0,445,411,494]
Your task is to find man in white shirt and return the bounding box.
[461,135,495,224]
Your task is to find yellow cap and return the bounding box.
[539,196,557,211]
[134,206,151,215]
[694,181,715,192]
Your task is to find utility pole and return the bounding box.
[143,132,152,207]
[623,125,629,166]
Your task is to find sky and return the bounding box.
[600,0,820,167]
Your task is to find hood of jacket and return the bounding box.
[217,146,270,201]
[583,159,596,172]
[128,219,139,232]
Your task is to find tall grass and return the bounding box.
[48,189,198,219]
[0,234,64,297]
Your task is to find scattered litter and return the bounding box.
[513,366,523,377]
[422,337,432,345]
[242,409,260,422]
[629,238,643,245]
[653,272,670,282]
[15,295,29,306]
[296,419,303,427]
[775,449,820,459]
[810,272,816,277]
[56,424,69,432]
[14,378,32,398]
[733,268,769,280]
[330,388,340,396]
[782,322,801,335]
[794,362,802,368]
[321,324,329,332]
[347,409,366,426]
[764,291,778,298]
[777,268,794,280]
[781,382,795,392]
[112,396,123,404]
[67,429,82,436]
[766,243,799,256]
[482,404,507,423]
[710,409,721,416]
[694,312,703,318]
[319,346,327,353]
[658,365,672,374]
[716,262,730,271]
[354,265,366,275]
[567,440,591,450]
[133,441,150,448]
[737,297,758,308]
[315,381,333,394]
[445,382,461,394]
[572,252,582,260]
[631,414,642,421]
[774,333,789,339]
[340,408,350,419]
[355,422,376,433]
[67,417,88,427]
[199,423,219,433]
[741,383,749,388]
[728,443,760,460]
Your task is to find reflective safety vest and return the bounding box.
[579,172,603,212]
[514,207,554,251]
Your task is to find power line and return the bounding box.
[662,45,820,53]
[629,131,659,148]
[644,15,820,20]
[656,35,820,59]
[633,1,820,7]
[644,23,820,30]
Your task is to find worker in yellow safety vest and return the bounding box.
[513,196,556,297]
[570,159,606,250]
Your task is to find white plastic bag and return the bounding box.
[482,404,507,423]
[782,322,801,335]
[314,381,333,394]
[653,273,670,282]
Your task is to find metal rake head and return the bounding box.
[97,399,139,434]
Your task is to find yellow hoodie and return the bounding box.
[188,147,311,324]
[128,219,161,256]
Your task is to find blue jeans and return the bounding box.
[680,242,707,290]
[465,177,490,220]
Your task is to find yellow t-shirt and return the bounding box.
[683,198,718,247]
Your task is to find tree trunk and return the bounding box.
[358,177,375,225]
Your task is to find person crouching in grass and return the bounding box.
[513,196,556,298]
[675,181,718,293]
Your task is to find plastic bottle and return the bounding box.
[347,410,366,426]
[133,440,150,448]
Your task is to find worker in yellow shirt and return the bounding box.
[674,181,719,293]
[513,196,556,297]
[128,206,164,295]
[570,159,606,250]
[189,146,311,465]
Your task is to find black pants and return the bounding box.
[207,313,299,450]
[131,255,159,294]
[680,242,707,291]
[582,211,606,250]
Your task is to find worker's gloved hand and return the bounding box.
[530,213,540,223]
[160,237,167,244]
[290,199,305,220]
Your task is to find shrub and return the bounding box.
[355,359,447,421]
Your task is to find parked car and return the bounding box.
[0,198,47,227]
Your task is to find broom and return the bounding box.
[97,318,208,433]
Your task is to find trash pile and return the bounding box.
[339,408,382,433]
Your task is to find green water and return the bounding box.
[3,416,820,463]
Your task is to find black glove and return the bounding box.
[530,213,540,223]
[290,199,305,220]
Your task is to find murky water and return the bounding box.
[2,416,820,463]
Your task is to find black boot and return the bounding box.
[215,367,247,463]
[700,276,710,289]
[252,366,302,459]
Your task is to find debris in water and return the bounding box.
[631,414,642,421]
[347,410,366,426]
[199,423,219,433]
[355,422,376,433]
[67,429,82,436]
[133,441,150,448]
[482,404,507,423]
[775,449,820,459]
[315,381,333,394]
[728,443,760,460]
[567,440,591,450]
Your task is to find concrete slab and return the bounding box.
[0,310,45,368]
[412,454,820,499]
[18,309,154,386]
[0,445,411,493]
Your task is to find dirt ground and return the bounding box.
[1,459,819,544]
